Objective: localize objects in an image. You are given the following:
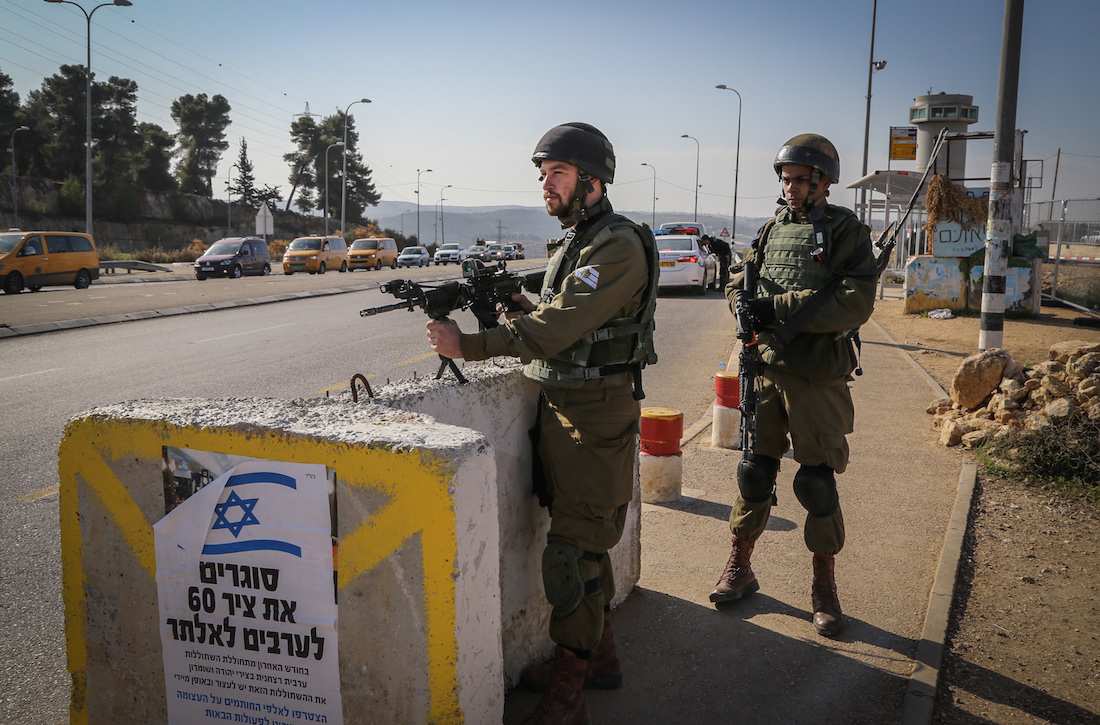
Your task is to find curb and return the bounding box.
[869,315,975,725]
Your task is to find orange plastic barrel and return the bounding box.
[715,370,740,408]
[640,407,683,456]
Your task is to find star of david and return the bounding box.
[212,490,261,538]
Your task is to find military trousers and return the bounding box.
[729,364,853,554]
[538,379,639,651]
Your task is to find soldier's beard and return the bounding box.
[544,179,578,218]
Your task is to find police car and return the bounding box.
[654,228,718,295]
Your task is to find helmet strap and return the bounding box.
[803,168,821,215]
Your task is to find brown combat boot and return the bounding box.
[520,645,591,725]
[520,611,622,692]
[811,552,844,637]
[710,535,760,604]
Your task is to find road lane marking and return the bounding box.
[0,367,63,383]
[15,484,59,503]
[315,375,379,397]
[396,352,437,366]
[195,323,293,342]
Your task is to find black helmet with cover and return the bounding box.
[773,134,840,183]
[532,122,616,184]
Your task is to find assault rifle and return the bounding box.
[360,259,543,383]
[735,260,760,453]
[871,127,950,270]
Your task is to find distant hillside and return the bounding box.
[370,199,765,255]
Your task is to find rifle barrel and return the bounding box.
[360,300,415,317]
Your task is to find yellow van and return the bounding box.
[282,235,348,275]
[0,230,100,294]
[347,237,399,271]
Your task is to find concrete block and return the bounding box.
[366,359,641,687]
[59,397,501,724]
[904,255,968,313]
[967,256,1042,316]
[58,359,645,723]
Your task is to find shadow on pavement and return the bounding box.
[505,587,916,725]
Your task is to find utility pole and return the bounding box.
[1047,147,1060,221]
[978,0,1024,352]
[495,220,506,242]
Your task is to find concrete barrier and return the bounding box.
[58,360,641,724]
[368,361,641,687]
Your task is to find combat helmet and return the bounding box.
[532,122,616,184]
[773,134,840,183]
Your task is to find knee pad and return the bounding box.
[736,452,781,502]
[542,541,602,618]
[792,464,839,517]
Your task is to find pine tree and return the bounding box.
[228,138,258,207]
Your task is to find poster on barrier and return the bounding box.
[155,450,342,725]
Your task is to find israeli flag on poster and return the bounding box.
[155,460,333,570]
[155,459,342,725]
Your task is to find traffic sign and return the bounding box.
[255,203,274,236]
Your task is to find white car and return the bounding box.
[396,246,430,268]
[434,243,463,265]
[501,244,518,260]
[654,233,718,295]
[486,243,505,261]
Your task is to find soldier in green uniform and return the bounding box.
[427,122,658,725]
[709,134,877,638]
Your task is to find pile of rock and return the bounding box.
[927,340,1100,448]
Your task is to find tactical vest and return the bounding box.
[748,204,872,372]
[756,207,857,297]
[523,210,659,393]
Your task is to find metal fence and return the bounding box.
[1024,198,1100,306]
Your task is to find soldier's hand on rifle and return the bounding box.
[426,318,464,360]
[500,293,535,321]
[748,297,776,328]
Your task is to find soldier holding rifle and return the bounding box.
[710,134,877,638]
[427,122,658,724]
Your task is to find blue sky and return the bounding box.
[2,0,1097,227]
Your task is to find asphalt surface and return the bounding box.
[5,266,973,724]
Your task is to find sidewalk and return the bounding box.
[504,299,974,724]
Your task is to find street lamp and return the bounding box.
[44,0,131,236]
[416,168,432,243]
[715,85,743,241]
[340,97,370,241]
[681,134,699,222]
[640,162,656,227]
[859,0,886,223]
[324,141,344,236]
[437,184,451,246]
[9,125,30,229]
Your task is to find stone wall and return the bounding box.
[0,175,323,246]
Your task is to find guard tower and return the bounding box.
[909,92,979,179]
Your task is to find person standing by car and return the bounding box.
[710,134,877,639]
[706,234,733,289]
[426,122,658,724]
